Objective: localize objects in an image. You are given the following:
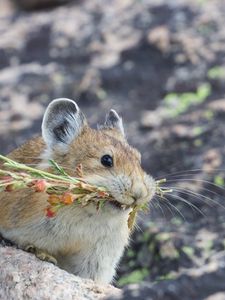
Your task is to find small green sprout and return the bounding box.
[164,83,211,117]
[207,66,225,80]
[156,178,173,198]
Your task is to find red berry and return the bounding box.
[34,180,47,192]
[45,207,56,218]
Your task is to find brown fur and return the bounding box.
[0,127,142,229]
[0,103,155,283]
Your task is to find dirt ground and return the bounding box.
[1,0,225,297]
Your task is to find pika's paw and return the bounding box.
[24,244,57,265]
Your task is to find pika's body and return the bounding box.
[0,99,155,283]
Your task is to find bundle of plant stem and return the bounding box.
[0,154,172,222]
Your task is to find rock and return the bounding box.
[170,124,210,140]
[208,99,225,116]
[147,26,171,53]
[11,0,71,10]
[205,293,225,300]
[140,109,165,129]
[203,149,222,173]
[0,244,120,300]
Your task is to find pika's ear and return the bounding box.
[42,98,87,151]
[99,109,125,136]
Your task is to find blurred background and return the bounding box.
[1,0,225,298]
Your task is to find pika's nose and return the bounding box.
[132,190,143,202]
[131,178,150,203]
[130,174,155,205]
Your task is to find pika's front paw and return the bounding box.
[24,244,57,265]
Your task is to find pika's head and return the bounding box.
[42,99,155,211]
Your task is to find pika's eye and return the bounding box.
[101,155,113,168]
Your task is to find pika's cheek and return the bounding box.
[111,191,135,206]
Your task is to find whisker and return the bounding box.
[157,195,186,222]
[156,168,225,180]
[154,197,167,221]
[165,186,225,210]
[155,169,203,179]
[168,186,214,206]
[133,221,142,232]
[165,178,225,192]
[148,198,157,211]
[167,193,206,217]
[156,195,175,217]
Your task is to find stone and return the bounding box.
[0,244,120,300]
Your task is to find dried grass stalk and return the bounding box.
[0,154,172,228]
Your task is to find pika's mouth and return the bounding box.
[109,200,131,210]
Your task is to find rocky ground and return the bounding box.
[0,240,120,300]
[1,0,225,299]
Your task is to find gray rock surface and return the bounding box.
[1,240,225,300]
[0,244,120,300]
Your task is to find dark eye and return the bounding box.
[101,155,113,167]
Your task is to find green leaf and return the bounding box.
[163,83,211,117]
[117,268,149,286]
[98,200,105,210]
[214,175,225,187]
[197,83,211,102]
[182,246,194,257]
[156,273,177,281]
[207,66,225,80]
[48,160,70,177]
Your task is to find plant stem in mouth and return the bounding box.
[0,155,173,223]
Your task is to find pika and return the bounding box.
[0,99,155,284]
